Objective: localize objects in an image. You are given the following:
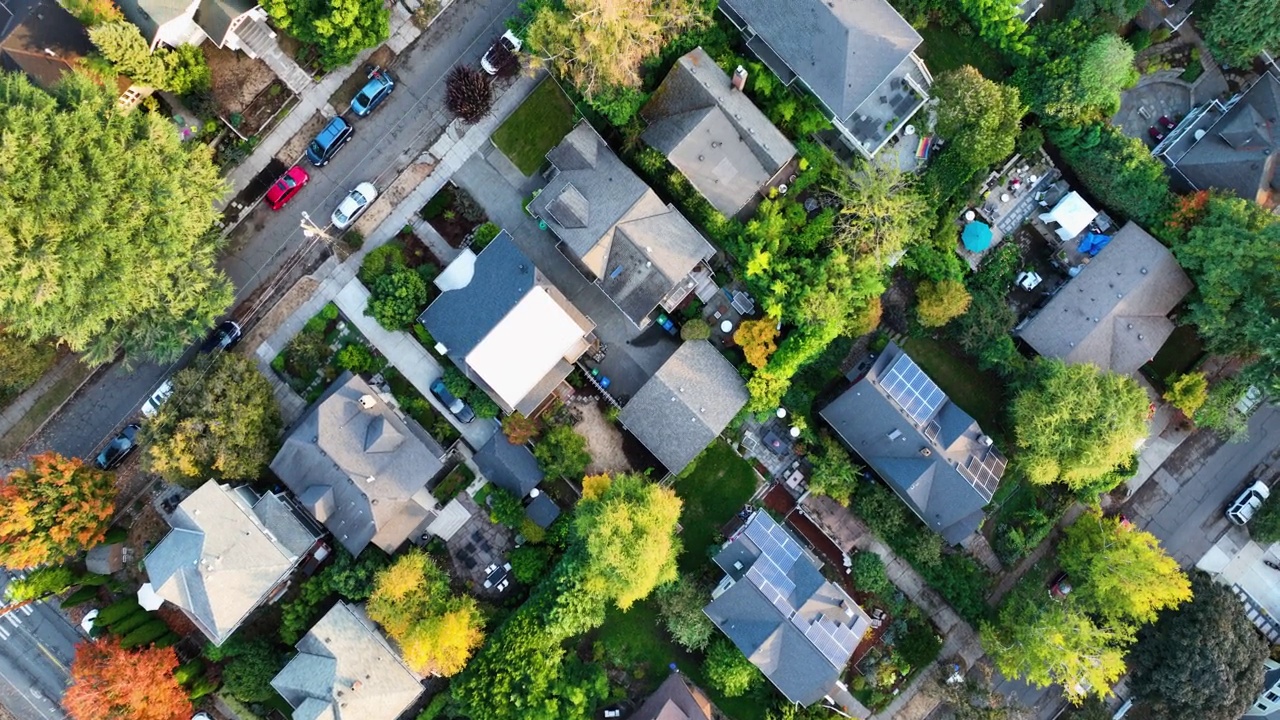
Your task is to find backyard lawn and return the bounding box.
[672,440,760,573]
[917,23,1010,80]
[901,336,1008,442]
[491,78,577,175]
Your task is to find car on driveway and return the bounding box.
[201,320,242,353]
[306,116,353,166]
[332,182,377,229]
[141,379,174,417]
[265,166,309,210]
[351,69,395,117]
[430,378,475,423]
[481,30,522,75]
[95,424,140,470]
[1228,480,1271,525]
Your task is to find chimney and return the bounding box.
[919,447,932,457]
[732,65,748,92]
[358,394,376,410]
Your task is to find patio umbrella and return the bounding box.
[962,221,993,252]
[137,583,164,611]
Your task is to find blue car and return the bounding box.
[305,116,353,167]
[351,70,395,117]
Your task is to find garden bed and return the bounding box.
[229,78,295,139]
[419,184,489,247]
[270,302,385,403]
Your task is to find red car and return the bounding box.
[265,166,309,210]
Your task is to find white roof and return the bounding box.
[1038,191,1097,241]
[465,287,588,408]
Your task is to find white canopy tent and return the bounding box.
[1038,191,1098,241]
[137,582,164,611]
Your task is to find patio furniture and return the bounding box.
[720,320,733,334]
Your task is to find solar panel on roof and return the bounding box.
[882,353,946,424]
[957,448,1006,501]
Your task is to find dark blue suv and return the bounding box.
[306,116,353,166]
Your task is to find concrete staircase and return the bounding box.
[231,18,313,95]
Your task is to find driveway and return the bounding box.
[10,0,518,464]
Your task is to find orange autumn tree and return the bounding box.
[63,638,191,720]
[0,453,116,570]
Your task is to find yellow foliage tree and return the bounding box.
[367,549,484,676]
[916,279,972,328]
[734,319,779,369]
[1163,372,1208,418]
[401,604,486,677]
[575,473,682,610]
[582,474,612,500]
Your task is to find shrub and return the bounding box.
[519,518,547,543]
[345,231,365,250]
[533,425,590,480]
[61,585,101,608]
[471,222,501,251]
[655,576,715,652]
[174,659,205,686]
[470,391,500,420]
[5,565,77,601]
[1016,126,1045,158]
[119,619,170,648]
[1164,372,1208,417]
[1128,29,1152,52]
[679,318,711,341]
[108,609,155,636]
[510,545,551,584]
[366,270,429,330]
[704,639,761,697]
[96,598,143,626]
[917,279,972,328]
[186,674,219,701]
[335,343,383,374]
[488,487,525,528]
[849,551,894,599]
[446,66,493,122]
[359,243,407,284]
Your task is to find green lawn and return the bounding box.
[672,440,760,573]
[491,78,577,175]
[917,23,1011,80]
[901,336,1008,442]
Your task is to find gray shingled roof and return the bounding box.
[719,0,921,123]
[630,673,717,720]
[271,602,423,720]
[529,122,714,326]
[473,435,543,498]
[1171,73,1280,203]
[193,0,255,44]
[704,512,870,706]
[819,343,1005,545]
[643,48,796,215]
[270,373,446,557]
[420,231,535,358]
[1017,222,1193,375]
[115,0,185,44]
[618,341,748,474]
[144,482,318,645]
[524,493,561,529]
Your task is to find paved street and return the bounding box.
[0,573,80,720]
[11,0,517,464]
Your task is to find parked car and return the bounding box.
[481,30,522,75]
[94,424,140,470]
[79,609,99,635]
[331,182,378,229]
[1148,126,1166,143]
[265,165,310,210]
[429,378,475,423]
[1228,480,1271,525]
[201,320,242,353]
[1049,571,1072,600]
[350,69,395,117]
[141,379,174,417]
[305,116,353,166]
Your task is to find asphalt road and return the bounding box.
[0,573,79,720]
[15,0,516,464]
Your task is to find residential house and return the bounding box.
[641,47,797,217]
[143,480,321,645]
[820,342,1007,544]
[270,372,448,556]
[472,433,561,528]
[0,0,148,108]
[1017,222,1193,375]
[1245,658,1280,719]
[420,230,596,416]
[1154,72,1280,207]
[718,0,932,158]
[271,601,424,720]
[618,340,749,475]
[628,672,719,720]
[704,511,872,709]
[528,122,716,328]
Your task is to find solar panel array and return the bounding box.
[743,515,802,614]
[802,618,860,667]
[958,448,1006,500]
[881,353,946,424]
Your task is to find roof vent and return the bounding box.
[733,560,744,570]
[366,476,376,483]
[1138,334,1144,340]
[358,394,376,410]
[1140,267,1148,274]
[978,434,994,447]
[919,447,932,457]
[887,429,903,441]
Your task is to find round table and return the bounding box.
[720,320,733,334]
[904,124,916,136]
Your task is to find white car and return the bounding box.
[141,379,174,417]
[331,182,378,229]
[481,30,522,74]
[80,609,99,635]
[1227,480,1270,525]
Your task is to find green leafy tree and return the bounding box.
[1057,510,1191,625]
[916,279,973,328]
[469,391,500,420]
[260,0,388,70]
[929,66,1025,198]
[141,354,281,486]
[159,44,211,94]
[488,487,526,528]
[60,0,124,24]
[654,575,715,652]
[1202,0,1280,67]
[533,425,590,480]
[1010,359,1150,489]
[366,270,429,330]
[509,545,552,584]
[574,473,681,610]
[216,638,283,703]
[367,549,484,676]
[1070,0,1147,23]
[0,72,231,364]
[1129,571,1269,720]
[956,0,1029,56]
[1250,497,1280,544]
[88,22,167,87]
[807,433,860,506]
[4,565,78,602]
[1017,25,1136,124]
[703,639,761,697]
[1163,372,1209,417]
[0,336,57,403]
[0,453,116,570]
[849,551,894,599]
[829,159,930,268]
[980,580,1131,703]
[1053,123,1170,224]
